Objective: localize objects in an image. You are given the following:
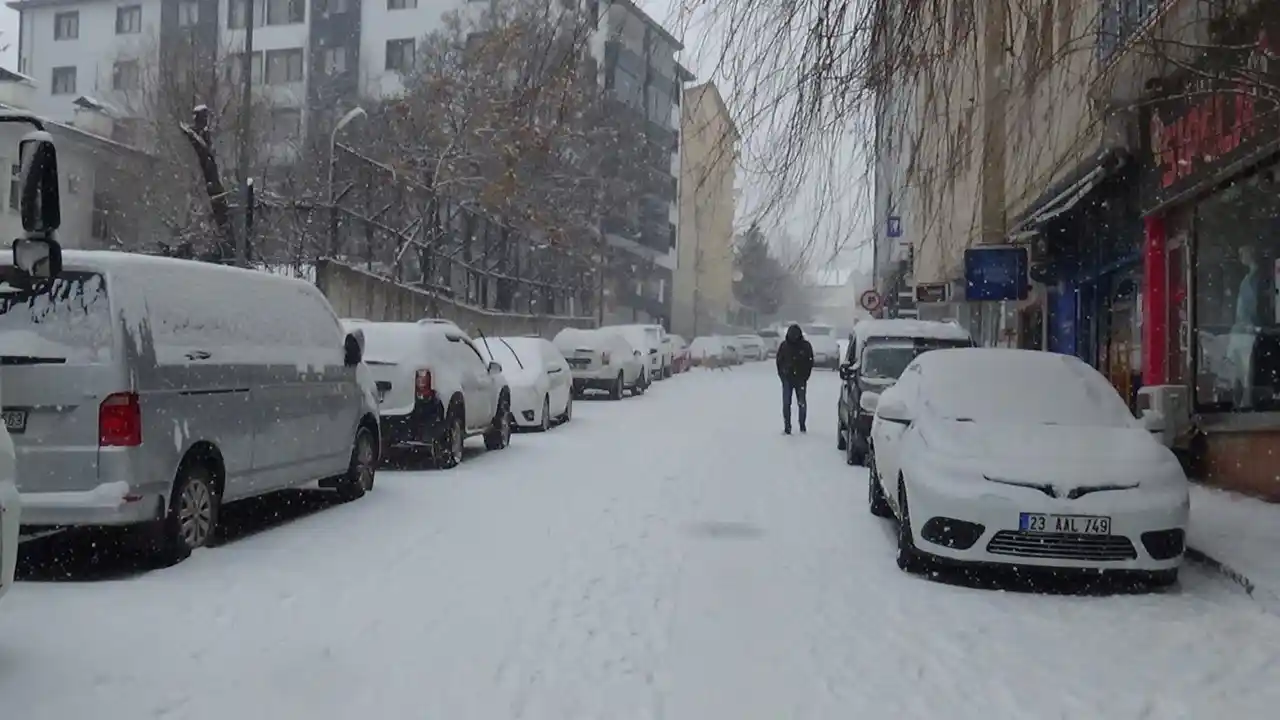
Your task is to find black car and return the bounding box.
[837,333,973,465]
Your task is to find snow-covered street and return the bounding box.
[3,365,1280,719]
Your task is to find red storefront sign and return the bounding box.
[1141,14,1280,212]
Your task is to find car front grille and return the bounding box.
[986,531,1137,561]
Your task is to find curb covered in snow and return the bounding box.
[1185,546,1280,617]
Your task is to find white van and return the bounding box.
[602,324,667,380]
[0,252,381,565]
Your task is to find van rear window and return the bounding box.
[0,272,114,364]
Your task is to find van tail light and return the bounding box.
[600,351,611,366]
[415,369,434,399]
[99,392,142,447]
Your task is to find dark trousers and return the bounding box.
[782,379,807,429]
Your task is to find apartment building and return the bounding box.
[12,0,686,324]
[876,0,1280,499]
[671,80,737,338]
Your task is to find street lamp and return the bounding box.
[327,106,367,259]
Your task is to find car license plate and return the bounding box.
[2,409,27,434]
[1020,513,1111,535]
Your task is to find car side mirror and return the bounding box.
[488,361,503,374]
[876,396,913,423]
[19,133,61,234]
[634,350,641,357]
[859,391,880,414]
[343,331,363,366]
[12,236,61,279]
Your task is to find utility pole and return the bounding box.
[235,0,256,267]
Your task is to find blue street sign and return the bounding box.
[887,216,902,238]
[964,246,1029,301]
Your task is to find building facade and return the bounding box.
[671,81,737,339]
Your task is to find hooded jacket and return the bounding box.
[775,324,815,385]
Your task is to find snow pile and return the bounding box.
[1189,484,1280,610]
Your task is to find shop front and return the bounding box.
[1139,1,1280,499]
[1019,151,1143,404]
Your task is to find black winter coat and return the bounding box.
[776,338,815,385]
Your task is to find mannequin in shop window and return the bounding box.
[1228,245,1264,408]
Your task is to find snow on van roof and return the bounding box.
[854,318,971,343]
[56,250,317,289]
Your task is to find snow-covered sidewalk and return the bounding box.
[1188,483,1280,613]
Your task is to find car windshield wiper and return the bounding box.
[0,355,67,365]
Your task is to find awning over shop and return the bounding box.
[1009,148,1131,238]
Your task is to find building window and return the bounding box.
[116,5,142,34]
[228,51,263,85]
[66,173,82,195]
[319,0,350,13]
[51,66,77,95]
[112,60,140,90]
[388,0,417,8]
[322,46,348,75]
[265,48,304,84]
[92,190,113,240]
[1192,163,1280,413]
[178,0,199,27]
[228,0,264,28]
[385,38,414,73]
[268,108,302,144]
[266,0,304,25]
[8,164,19,211]
[54,11,79,40]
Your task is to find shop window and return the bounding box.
[1192,164,1280,412]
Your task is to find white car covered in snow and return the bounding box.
[865,348,1189,585]
[802,323,841,369]
[601,324,668,380]
[553,327,647,399]
[478,336,573,431]
[0,444,17,606]
[357,321,512,468]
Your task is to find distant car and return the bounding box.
[718,335,743,365]
[758,328,781,357]
[601,324,667,381]
[865,348,1188,585]
[803,323,841,368]
[669,334,691,373]
[479,336,573,431]
[553,328,648,399]
[359,322,512,468]
[688,336,724,367]
[736,334,766,360]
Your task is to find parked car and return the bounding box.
[758,328,781,357]
[356,321,512,468]
[0,468,16,606]
[602,324,668,380]
[479,336,573,431]
[736,334,766,361]
[803,323,841,368]
[688,336,724,367]
[865,348,1188,585]
[553,328,647,399]
[838,319,974,466]
[718,335,743,365]
[0,252,381,565]
[668,334,691,373]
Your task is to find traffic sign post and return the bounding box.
[859,289,882,312]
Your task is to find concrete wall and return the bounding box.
[316,259,597,339]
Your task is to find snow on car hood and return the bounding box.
[918,419,1179,487]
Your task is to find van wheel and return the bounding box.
[434,414,464,469]
[484,395,512,451]
[337,425,377,501]
[536,396,551,432]
[147,464,219,566]
[610,372,624,400]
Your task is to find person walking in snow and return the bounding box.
[775,323,815,434]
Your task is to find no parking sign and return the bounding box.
[859,290,882,312]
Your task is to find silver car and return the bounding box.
[0,251,380,565]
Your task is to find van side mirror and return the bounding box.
[344,331,363,366]
[19,133,61,234]
[12,237,61,279]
